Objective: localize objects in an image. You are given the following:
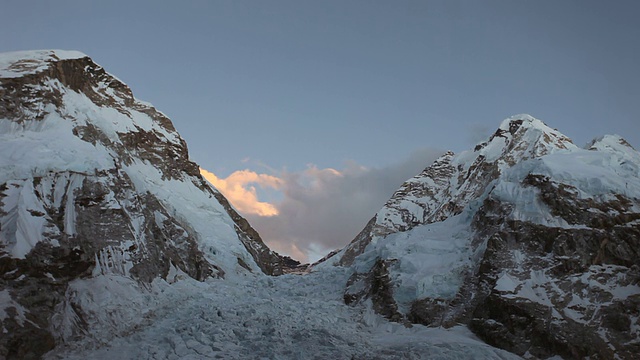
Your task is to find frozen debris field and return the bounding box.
[45,268,520,360]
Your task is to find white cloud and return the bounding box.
[201,147,444,262]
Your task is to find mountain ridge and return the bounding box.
[333,115,581,266]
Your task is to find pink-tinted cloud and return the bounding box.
[200,168,282,217]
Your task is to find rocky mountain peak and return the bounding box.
[0,50,199,184]
[474,114,576,166]
[326,114,640,359]
[334,114,579,266]
[0,50,295,358]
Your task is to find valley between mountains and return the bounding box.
[1,50,638,359]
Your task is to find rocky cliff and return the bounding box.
[325,115,640,359]
[0,50,294,359]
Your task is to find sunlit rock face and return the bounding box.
[326,115,640,359]
[0,50,294,359]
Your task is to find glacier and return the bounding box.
[45,269,520,360]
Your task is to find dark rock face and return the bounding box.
[0,51,292,359]
[344,258,403,322]
[467,181,640,359]
[333,116,640,359]
[338,217,377,267]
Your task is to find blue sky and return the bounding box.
[4,0,640,260]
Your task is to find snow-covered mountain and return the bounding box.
[0,50,525,360]
[322,115,640,359]
[0,50,297,358]
[3,49,638,360]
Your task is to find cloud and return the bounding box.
[201,147,444,263]
[200,168,282,217]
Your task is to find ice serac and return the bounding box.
[327,115,640,359]
[0,50,292,359]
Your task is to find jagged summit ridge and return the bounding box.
[335,115,582,266]
[475,114,576,161]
